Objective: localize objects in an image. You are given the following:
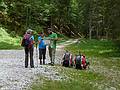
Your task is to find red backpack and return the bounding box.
[81,55,87,69]
[82,56,86,65]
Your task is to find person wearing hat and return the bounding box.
[47,28,58,66]
[22,29,35,68]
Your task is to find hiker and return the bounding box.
[62,50,73,67]
[38,32,46,65]
[81,55,90,69]
[81,55,86,69]
[74,54,82,69]
[21,29,35,68]
[74,53,90,69]
[47,28,58,66]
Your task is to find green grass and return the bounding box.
[31,67,107,90]
[0,27,22,50]
[66,39,120,57]
[0,41,22,50]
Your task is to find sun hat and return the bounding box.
[26,29,33,34]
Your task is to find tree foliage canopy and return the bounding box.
[0,0,120,39]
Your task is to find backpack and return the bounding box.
[64,52,70,61]
[74,55,82,69]
[21,34,32,48]
[75,55,81,64]
[81,55,87,69]
[82,56,86,65]
[62,52,73,67]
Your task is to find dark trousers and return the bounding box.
[39,48,46,64]
[24,47,34,68]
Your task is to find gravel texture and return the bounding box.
[0,39,77,90]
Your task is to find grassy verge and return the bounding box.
[65,39,120,57]
[0,41,22,50]
[31,66,107,90]
[31,39,120,90]
[0,27,22,50]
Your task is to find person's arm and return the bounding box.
[54,33,58,41]
[44,37,51,40]
[62,54,65,60]
[31,36,35,44]
[38,37,42,44]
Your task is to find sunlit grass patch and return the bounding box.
[0,27,22,49]
[65,39,120,57]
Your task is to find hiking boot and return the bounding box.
[51,62,54,66]
[51,63,54,66]
[31,66,34,68]
[40,59,42,65]
[43,59,45,65]
[48,63,53,66]
[25,66,28,68]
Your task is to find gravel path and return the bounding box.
[0,39,77,90]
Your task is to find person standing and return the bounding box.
[48,28,58,66]
[38,32,46,65]
[21,29,35,68]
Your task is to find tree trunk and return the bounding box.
[89,27,92,39]
[96,29,99,39]
[106,31,108,39]
[89,0,92,40]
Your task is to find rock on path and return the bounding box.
[0,39,77,90]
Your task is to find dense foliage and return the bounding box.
[0,0,120,39]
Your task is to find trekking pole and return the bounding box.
[36,43,38,67]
